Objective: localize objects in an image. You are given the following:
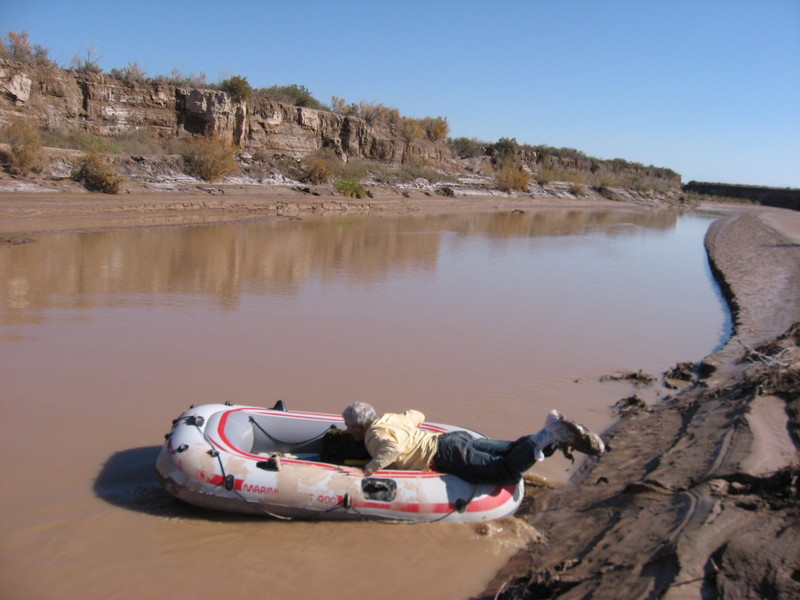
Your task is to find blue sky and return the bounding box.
[2,0,799,187]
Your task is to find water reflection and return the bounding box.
[1,209,682,323]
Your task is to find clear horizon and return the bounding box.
[2,0,798,188]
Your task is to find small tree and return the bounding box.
[399,119,425,143]
[3,117,42,175]
[0,30,55,66]
[220,75,252,102]
[423,116,449,141]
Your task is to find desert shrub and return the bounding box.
[0,30,55,66]
[303,148,342,184]
[422,116,449,141]
[303,157,333,184]
[570,183,587,197]
[69,46,103,74]
[496,164,530,192]
[72,151,124,193]
[330,96,359,116]
[399,119,425,143]
[489,137,520,170]
[152,68,209,88]
[109,61,147,82]
[594,186,617,200]
[256,84,324,109]
[183,136,238,182]
[220,75,252,102]
[535,167,557,185]
[450,137,487,159]
[2,118,42,175]
[358,102,401,124]
[335,177,367,199]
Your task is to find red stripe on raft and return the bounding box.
[209,471,516,515]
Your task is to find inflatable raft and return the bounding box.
[156,402,524,522]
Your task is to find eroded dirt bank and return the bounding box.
[479,209,800,599]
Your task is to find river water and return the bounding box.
[0,208,728,599]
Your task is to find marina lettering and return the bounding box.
[242,483,278,495]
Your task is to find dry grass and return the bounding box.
[3,117,43,175]
[72,151,124,193]
[183,136,238,182]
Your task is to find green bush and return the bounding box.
[335,177,367,199]
[256,84,324,109]
[72,151,124,193]
[450,137,487,159]
[3,117,42,175]
[220,75,252,102]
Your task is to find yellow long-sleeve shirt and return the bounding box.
[364,410,440,475]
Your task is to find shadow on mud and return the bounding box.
[93,446,260,521]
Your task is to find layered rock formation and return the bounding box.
[1,58,679,190]
[0,59,448,164]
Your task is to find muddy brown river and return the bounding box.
[0,208,728,599]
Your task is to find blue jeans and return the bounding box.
[432,431,543,485]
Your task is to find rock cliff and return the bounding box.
[1,59,681,193]
[0,58,449,164]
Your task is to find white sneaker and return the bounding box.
[544,410,605,461]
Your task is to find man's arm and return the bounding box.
[364,437,401,475]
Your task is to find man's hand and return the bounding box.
[337,465,367,477]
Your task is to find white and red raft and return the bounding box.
[156,402,524,522]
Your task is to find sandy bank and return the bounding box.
[0,185,668,236]
[480,206,800,599]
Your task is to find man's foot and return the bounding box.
[543,410,605,461]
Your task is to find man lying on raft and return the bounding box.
[339,402,605,485]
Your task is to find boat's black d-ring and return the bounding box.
[224,474,235,490]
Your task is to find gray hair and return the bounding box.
[342,402,376,428]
